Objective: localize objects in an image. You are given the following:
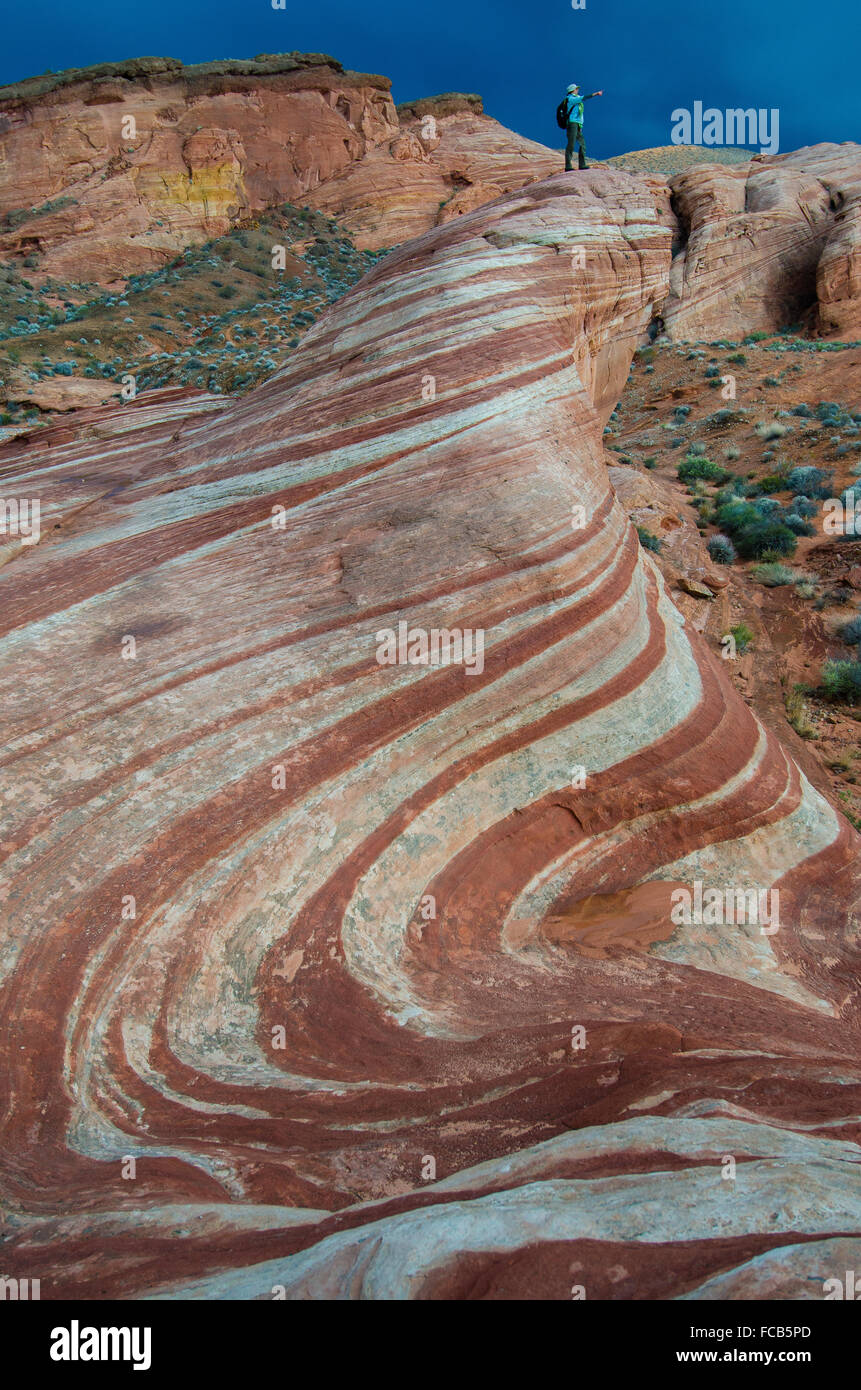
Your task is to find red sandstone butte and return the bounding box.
[0,172,859,1301]
[0,54,400,281]
[0,60,558,280]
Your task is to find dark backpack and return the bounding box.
[556,98,570,129]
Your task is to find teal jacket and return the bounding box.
[564,91,598,125]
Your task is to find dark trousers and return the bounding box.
[565,122,587,170]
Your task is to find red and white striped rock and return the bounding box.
[0,172,858,1300]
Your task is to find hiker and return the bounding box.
[557,83,604,170]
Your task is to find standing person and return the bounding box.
[559,82,604,170]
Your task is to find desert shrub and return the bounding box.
[730,622,754,653]
[706,408,744,429]
[821,659,861,703]
[755,420,789,441]
[815,400,848,424]
[754,562,796,586]
[839,615,861,645]
[715,497,797,558]
[713,493,746,523]
[0,195,76,232]
[822,584,856,606]
[704,365,721,378]
[791,496,818,518]
[643,456,658,469]
[827,754,854,773]
[756,472,789,495]
[784,685,815,738]
[636,525,663,553]
[716,478,748,505]
[784,513,815,535]
[791,403,813,417]
[678,456,730,483]
[754,496,784,519]
[727,352,747,365]
[708,534,736,564]
[785,466,832,498]
[756,461,795,494]
[724,446,741,461]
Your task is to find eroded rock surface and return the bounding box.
[305,94,561,247]
[0,54,400,281]
[661,143,861,340]
[0,172,859,1300]
[0,65,559,279]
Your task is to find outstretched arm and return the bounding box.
[584,90,604,99]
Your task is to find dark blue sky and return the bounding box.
[1,0,856,158]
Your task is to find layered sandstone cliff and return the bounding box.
[0,60,558,281]
[0,54,400,281]
[661,143,861,340]
[0,172,858,1299]
[305,93,560,247]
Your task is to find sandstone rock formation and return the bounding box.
[0,54,400,281]
[816,161,861,338]
[305,94,560,247]
[3,51,858,350]
[1,172,859,1299]
[14,376,122,412]
[0,63,559,281]
[661,143,861,340]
